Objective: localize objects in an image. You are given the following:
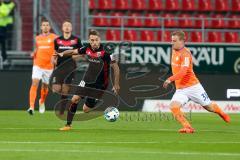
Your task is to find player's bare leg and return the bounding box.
[203,102,230,123]
[83,104,91,113]
[170,101,195,133]
[52,84,62,93]
[28,79,40,115]
[39,83,48,113]
[59,95,81,131]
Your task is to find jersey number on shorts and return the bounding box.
[201,92,209,102]
[79,80,86,87]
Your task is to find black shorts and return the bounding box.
[51,60,76,84]
[83,83,106,108]
[54,71,75,84]
[84,97,99,108]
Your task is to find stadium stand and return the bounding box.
[19,0,33,51]
[14,0,240,57]
[88,0,240,43]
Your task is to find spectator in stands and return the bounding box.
[0,0,15,62]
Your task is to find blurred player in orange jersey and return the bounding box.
[163,30,230,133]
[27,19,58,115]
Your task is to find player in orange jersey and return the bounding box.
[163,30,230,133]
[27,19,58,115]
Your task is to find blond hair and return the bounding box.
[171,30,186,41]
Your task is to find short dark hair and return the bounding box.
[89,30,100,37]
[41,18,50,24]
[171,30,186,41]
[62,19,72,25]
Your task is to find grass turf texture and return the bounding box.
[0,111,239,160]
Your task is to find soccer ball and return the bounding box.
[104,107,120,122]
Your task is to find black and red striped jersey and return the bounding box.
[78,44,116,89]
[54,35,82,66]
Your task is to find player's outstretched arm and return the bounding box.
[111,62,120,94]
[163,66,188,89]
[57,49,78,57]
[168,66,188,82]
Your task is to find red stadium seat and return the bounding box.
[184,31,189,41]
[211,14,225,28]
[106,30,121,41]
[110,12,123,27]
[191,31,202,42]
[165,0,180,11]
[227,15,240,29]
[215,0,229,12]
[98,0,113,10]
[182,0,196,11]
[157,30,171,42]
[178,14,194,28]
[126,13,143,27]
[89,0,96,9]
[162,13,178,27]
[144,13,161,27]
[140,30,155,41]
[225,32,239,43]
[115,0,129,10]
[195,14,210,28]
[207,32,222,42]
[198,0,213,11]
[124,30,138,41]
[131,0,146,10]
[93,12,109,26]
[232,0,240,12]
[148,0,163,11]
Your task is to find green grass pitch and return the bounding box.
[0,111,239,160]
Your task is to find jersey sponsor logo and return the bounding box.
[38,46,51,49]
[88,58,101,63]
[59,46,74,50]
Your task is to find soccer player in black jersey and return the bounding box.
[51,20,82,104]
[58,30,120,131]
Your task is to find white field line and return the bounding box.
[0,141,240,144]
[0,149,239,157]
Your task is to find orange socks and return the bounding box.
[211,102,230,123]
[211,102,228,117]
[211,103,225,115]
[171,106,192,128]
[29,85,38,109]
[40,87,49,104]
